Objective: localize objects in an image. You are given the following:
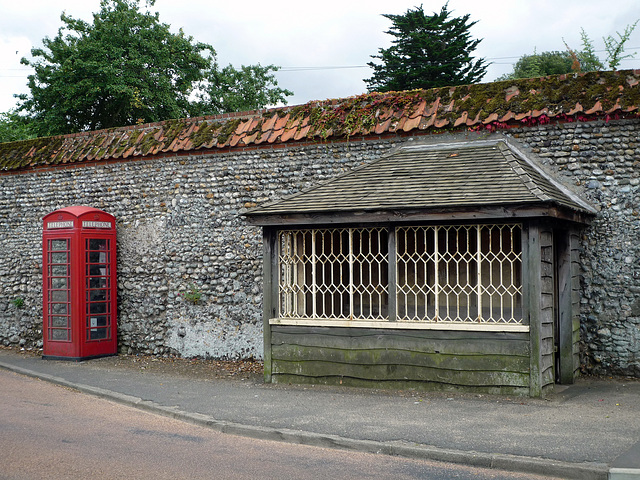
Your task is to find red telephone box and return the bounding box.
[42,207,117,360]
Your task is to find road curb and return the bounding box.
[0,361,610,480]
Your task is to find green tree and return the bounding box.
[571,29,605,72]
[18,0,292,138]
[500,22,637,81]
[498,51,576,80]
[365,3,487,92]
[191,64,293,116]
[0,110,36,143]
[599,21,638,69]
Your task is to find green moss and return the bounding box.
[190,121,216,148]
[215,118,242,146]
[138,128,162,155]
[162,119,187,145]
[447,71,640,123]
[0,70,637,171]
[0,136,64,170]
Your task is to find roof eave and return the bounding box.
[244,202,595,227]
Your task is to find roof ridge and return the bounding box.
[501,140,598,214]
[498,143,553,203]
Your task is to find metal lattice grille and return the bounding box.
[279,228,388,320]
[396,225,522,323]
[278,224,522,324]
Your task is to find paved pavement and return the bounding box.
[1,349,639,480]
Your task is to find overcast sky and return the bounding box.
[1,0,639,113]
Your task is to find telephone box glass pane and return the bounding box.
[89,290,107,302]
[87,316,108,328]
[89,303,107,314]
[88,264,108,276]
[89,277,107,289]
[50,290,68,302]
[50,303,68,314]
[51,252,68,264]
[51,329,69,341]
[88,239,107,250]
[88,251,108,263]
[50,277,68,289]
[50,240,68,251]
[50,265,69,276]
[51,316,69,328]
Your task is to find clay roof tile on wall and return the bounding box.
[1,70,639,172]
[261,114,278,132]
[280,127,298,143]
[274,114,289,131]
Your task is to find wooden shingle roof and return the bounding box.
[1,70,639,172]
[246,140,596,225]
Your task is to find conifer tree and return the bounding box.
[365,4,487,92]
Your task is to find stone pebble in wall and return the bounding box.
[510,120,640,376]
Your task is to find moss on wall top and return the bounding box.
[1,70,638,172]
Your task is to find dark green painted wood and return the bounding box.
[249,205,591,228]
[271,344,530,371]
[272,325,527,341]
[271,328,530,356]
[556,227,575,384]
[272,360,529,387]
[270,324,530,393]
[271,374,530,396]
[540,225,555,390]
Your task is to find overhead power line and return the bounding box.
[0,47,638,78]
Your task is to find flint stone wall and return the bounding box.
[0,119,638,377]
[510,119,640,376]
[0,139,393,359]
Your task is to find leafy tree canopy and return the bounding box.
[0,109,36,143]
[499,22,637,80]
[16,0,292,138]
[365,3,488,92]
[498,50,585,81]
[191,63,293,117]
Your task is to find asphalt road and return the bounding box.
[0,369,562,480]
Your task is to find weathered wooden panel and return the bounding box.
[271,327,530,356]
[272,359,529,387]
[541,292,554,309]
[271,374,530,396]
[570,231,582,378]
[540,322,554,340]
[270,325,530,393]
[272,344,530,371]
[539,226,555,390]
[263,227,277,382]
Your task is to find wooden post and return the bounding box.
[387,225,396,322]
[525,222,543,397]
[556,227,575,384]
[262,227,277,383]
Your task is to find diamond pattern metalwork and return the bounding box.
[279,224,522,324]
[396,225,522,323]
[279,228,388,320]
